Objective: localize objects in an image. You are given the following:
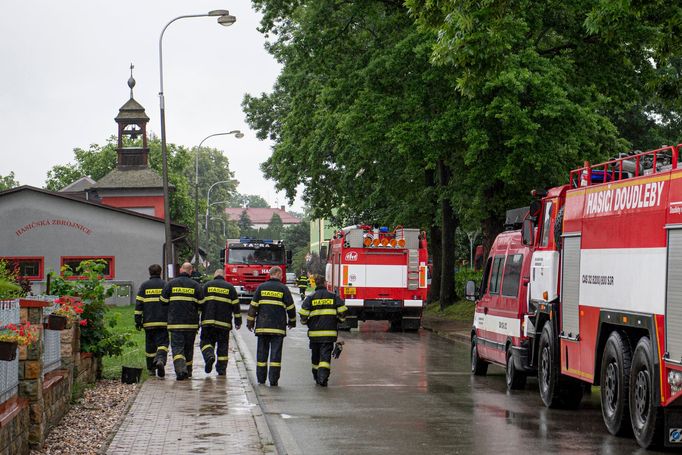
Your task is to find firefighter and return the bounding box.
[134,264,168,377]
[299,274,347,386]
[200,269,241,376]
[160,262,203,381]
[296,271,309,299]
[246,266,296,386]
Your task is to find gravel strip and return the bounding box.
[31,380,139,455]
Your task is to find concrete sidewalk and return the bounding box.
[420,314,470,344]
[106,333,274,455]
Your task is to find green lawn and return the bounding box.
[101,304,150,381]
[424,299,476,321]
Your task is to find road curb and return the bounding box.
[421,323,470,345]
[231,331,276,454]
[232,329,302,455]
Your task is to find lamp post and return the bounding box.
[205,181,234,230]
[158,9,236,279]
[194,130,243,269]
[210,217,227,237]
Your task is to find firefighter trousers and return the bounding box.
[170,330,196,376]
[256,335,284,385]
[144,328,169,371]
[298,286,306,298]
[200,327,230,374]
[310,342,333,385]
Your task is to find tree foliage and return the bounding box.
[0,172,20,191]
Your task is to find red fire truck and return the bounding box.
[222,238,292,305]
[469,145,682,449]
[326,225,429,331]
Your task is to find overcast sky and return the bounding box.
[0,1,301,209]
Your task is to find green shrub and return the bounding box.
[455,268,483,298]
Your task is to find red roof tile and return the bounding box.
[224,207,301,225]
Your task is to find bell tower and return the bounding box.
[115,64,151,169]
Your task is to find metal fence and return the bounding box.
[42,299,62,376]
[0,300,19,403]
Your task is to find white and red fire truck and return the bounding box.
[470,145,682,449]
[326,225,429,330]
[222,238,292,305]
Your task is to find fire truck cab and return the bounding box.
[222,238,292,305]
[470,209,535,391]
[326,225,429,331]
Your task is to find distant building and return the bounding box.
[310,219,336,257]
[225,206,301,230]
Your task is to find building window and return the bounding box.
[0,257,44,281]
[61,256,115,279]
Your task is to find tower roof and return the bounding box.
[115,64,150,122]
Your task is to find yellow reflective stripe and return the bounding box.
[143,321,167,328]
[186,361,193,366]
[201,319,232,328]
[204,295,231,303]
[309,330,337,337]
[231,299,240,305]
[309,309,337,317]
[255,328,286,335]
[159,296,169,303]
[251,300,259,307]
[312,364,319,370]
[169,296,199,303]
[286,304,295,311]
[138,297,161,303]
[259,299,285,307]
[136,295,144,302]
[134,310,143,315]
[299,309,311,316]
[201,344,213,351]
[217,356,229,361]
[318,361,331,369]
[257,362,267,367]
[168,324,198,330]
[270,362,281,367]
[173,354,185,361]
[157,346,168,351]
[246,316,255,321]
[145,352,156,358]
[289,317,297,322]
[338,306,348,313]
[233,313,242,318]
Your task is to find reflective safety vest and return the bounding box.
[160,273,203,330]
[299,287,347,343]
[135,275,168,329]
[201,276,241,330]
[297,274,309,288]
[247,278,296,336]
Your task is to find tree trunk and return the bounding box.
[481,215,503,260]
[428,224,442,304]
[439,161,457,309]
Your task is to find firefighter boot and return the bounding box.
[173,357,188,381]
[202,345,215,374]
[154,346,167,378]
[187,362,193,378]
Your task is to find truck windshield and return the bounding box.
[228,247,284,265]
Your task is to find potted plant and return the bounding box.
[0,321,38,361]
[48,296,84,330]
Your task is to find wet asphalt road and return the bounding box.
[236,288,663,455]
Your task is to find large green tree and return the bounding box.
[0,172,20,191]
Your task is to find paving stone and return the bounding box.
[106,336,265,455]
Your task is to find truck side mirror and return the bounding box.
[219,248,226,264]
[465,280,478,301]
[286,250,293,265]
[522,219,534,246]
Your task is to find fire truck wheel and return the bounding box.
[538,324,561,407]
[471,335,488,376]
[506,348,526,390]
[600,330,633,436]
[389,319,403,332]
[629,337,664,449]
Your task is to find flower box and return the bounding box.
[47,314,67,330]
[0,341,17,361]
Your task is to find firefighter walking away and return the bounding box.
[160,262,203,380]
[299,274,347,386]
[135,264,168,377]
[200,269,241,376]
[246,266,296,386]
[296,271,309,299]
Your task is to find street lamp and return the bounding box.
[194,130,243,269]
[209,217,227,237]
[158,9,236,279]
[205,182,233,230]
